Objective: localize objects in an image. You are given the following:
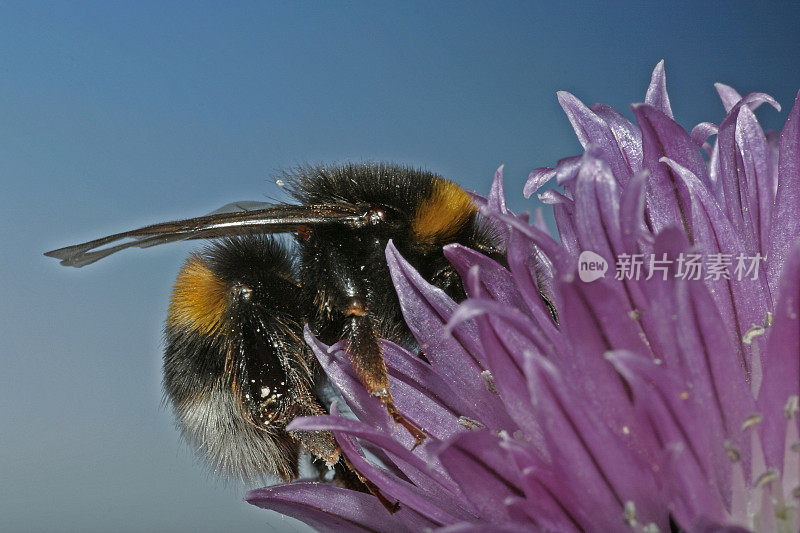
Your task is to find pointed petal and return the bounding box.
[437,431,523,523]
[768,90,800,292]
[385,241,518,430]
[381,340,488,438]
[512,468,583,531]
[485,165,510,246]
[660,157,770,375]
[524,167,555,198]
[607,352,728,525]
[758,241,800,470]
[524,352,664,528]
[714,93,780,255]
[632,105,705,234]
[485,211,573,275]
[501,440,585,531]
[557,91,632,184]
[715,83,744,113]
[386,240,483,368]
[557,91,603,149]
[332,428,475,524]
[444,244,527,313]
[505,215,563,330]
[487,165,508,215]
[672,279,757,500]
[553,201,580,258]
[572,151,625,261]
[645,60,674,119]
[246,483,433,532]
[632,103,710,236]
[458,302,545,441]
[735,105,774,258]
[690,122,719,148]
[591,103,643,174]
[676,277,756,440]
[289,413,460,499]
[715,83,781,114]
[554,275,652,439]
[305,327,391,430]
[567,155,659,341]
[618,170,650,253]
[381,342,472,442]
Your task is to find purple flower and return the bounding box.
[247,62,800,532]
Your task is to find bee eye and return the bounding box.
[367,204,404,229]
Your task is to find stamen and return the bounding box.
[784,396,799,419]
[742,324,766,345]
[730,460,748,525]
[481,370,499,395]
[759,482,779,532]
[725,440,741,462]
[755,469,779,488]
[458,416,485,430]
[742,413,764,431]
[751,333,763,397]
[623,501,637,527]
[750,423,769,493]
[782,408,800,503]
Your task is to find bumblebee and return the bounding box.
[45,163,507,483]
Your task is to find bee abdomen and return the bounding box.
[173,383,300,482]
[163,236,322,483]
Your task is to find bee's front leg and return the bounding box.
[341,301,426,446]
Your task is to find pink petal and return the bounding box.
[768,90,800,293]
[644,60,674,119]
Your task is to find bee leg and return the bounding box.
[341,453,400,514]
[312,457,375,500]
[287,394,341,467]
[300,400,401,514]
[301,416,401,515]
[343,309,426,446]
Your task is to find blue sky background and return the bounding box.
[2,2,799,531]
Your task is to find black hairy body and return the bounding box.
[290,164,501,353]
[46,162,511,487]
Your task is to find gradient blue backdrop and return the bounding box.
[3,2,799,531]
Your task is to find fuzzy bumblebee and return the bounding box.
[46,163,507,484]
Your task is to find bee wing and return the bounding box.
[205,200,276,215]
[45,203,368,267]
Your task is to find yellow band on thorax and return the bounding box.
[412,178,475,243]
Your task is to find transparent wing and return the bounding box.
[206,200,277,215]
[45,203,368,267]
